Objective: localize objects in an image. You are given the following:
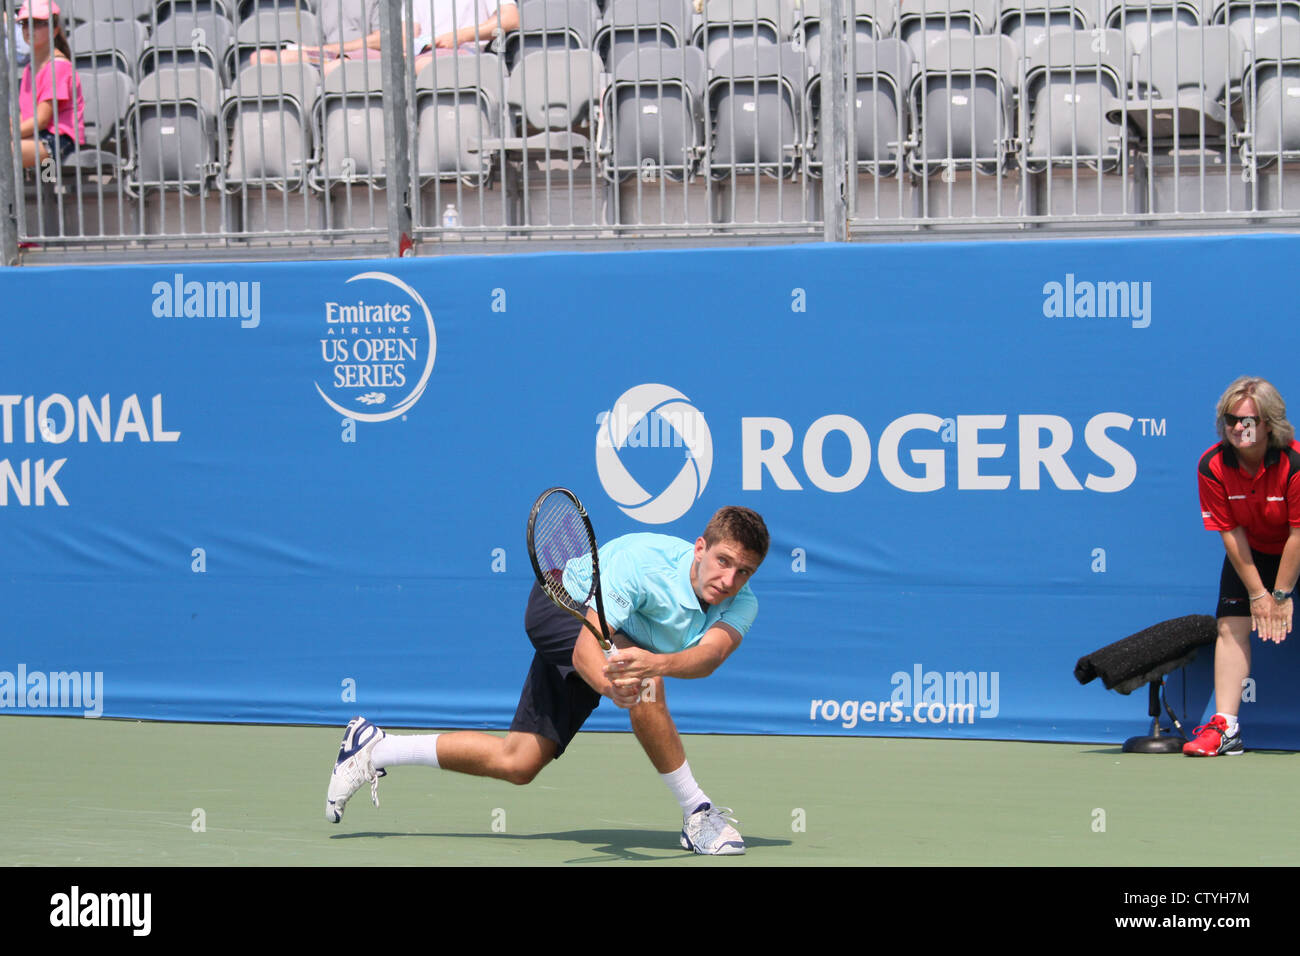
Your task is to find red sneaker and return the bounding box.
[1182,715,1244,756]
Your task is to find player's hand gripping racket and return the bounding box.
[527,487,616,660]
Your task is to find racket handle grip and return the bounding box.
[600,641,617,660]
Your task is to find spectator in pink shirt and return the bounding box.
[16,0,84,168]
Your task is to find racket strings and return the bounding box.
[532,495,597,611]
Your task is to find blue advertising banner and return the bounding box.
[2,236,1298,748]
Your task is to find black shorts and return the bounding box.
[37,129,77,163]
[1217,549,1283,618]
[508,582,601,758]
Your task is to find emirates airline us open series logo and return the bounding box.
[595,384,712,524]
[315,272,437,422]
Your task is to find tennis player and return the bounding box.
[1189,376,1300,756]
[325,506,769,855]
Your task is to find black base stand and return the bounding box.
[1122,678,1189,753]
[1123,735,1185,754]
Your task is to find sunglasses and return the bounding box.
[1223,414,1259,429]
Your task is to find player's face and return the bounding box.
[691,538,762,605]
[1225,397,1268,454]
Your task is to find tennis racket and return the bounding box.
[526,487,616,659]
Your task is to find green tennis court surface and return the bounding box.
[3,716,1297,866]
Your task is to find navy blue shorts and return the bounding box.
[37,129,77,163]
[509,582,602,758]
[1217,549,1283,619]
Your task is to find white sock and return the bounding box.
[1218,714,1239,737]
[372,733,441,771]
[661,761,709,816]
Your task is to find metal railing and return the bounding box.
[5,0,1300,264]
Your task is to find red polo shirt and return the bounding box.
[1198,440,1300,554]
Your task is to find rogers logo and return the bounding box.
[595,384,712,524]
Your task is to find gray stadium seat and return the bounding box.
[598,44,708,180]
[805,36,914,177]
[69,19,147,79]
[1021,27,1130,172]
[1114,23,1243,142]
[897,0,1000,61]
[1212,0,1300,49]
[156,0,239,23]
[70,67,135,170]
[504,48,603,154]
[998,0,1096,54]
[138,13,238,84]
[502,0,599,71]
[707,40,807,179]
[413,53,506,184]
[128,65,224,191]
[64,36,136,178]
[237,0,319,21]
[65,0,153,24]
[314,59,388,186]
[221,62,320,191]
[593,0,695,72]
[798,0,897,64]
[694,0,785,68]
[907,32,1018,176]
[1102,0,1204,56]
[1240,20,1300,167]
[466,48,605,228]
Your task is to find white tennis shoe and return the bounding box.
[325,716,386,823]
[680,802,746,855]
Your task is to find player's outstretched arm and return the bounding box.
[572,611,641,708]
[605,624,742,683]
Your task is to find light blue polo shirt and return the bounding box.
[561,533,758,653]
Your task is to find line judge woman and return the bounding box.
[1191,376,1300,756]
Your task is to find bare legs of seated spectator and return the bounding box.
[248,29,382,77]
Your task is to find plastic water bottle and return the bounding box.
[442,204,460,229]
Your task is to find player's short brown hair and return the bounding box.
[1216,376,1295,447]
[702,506,769,561]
